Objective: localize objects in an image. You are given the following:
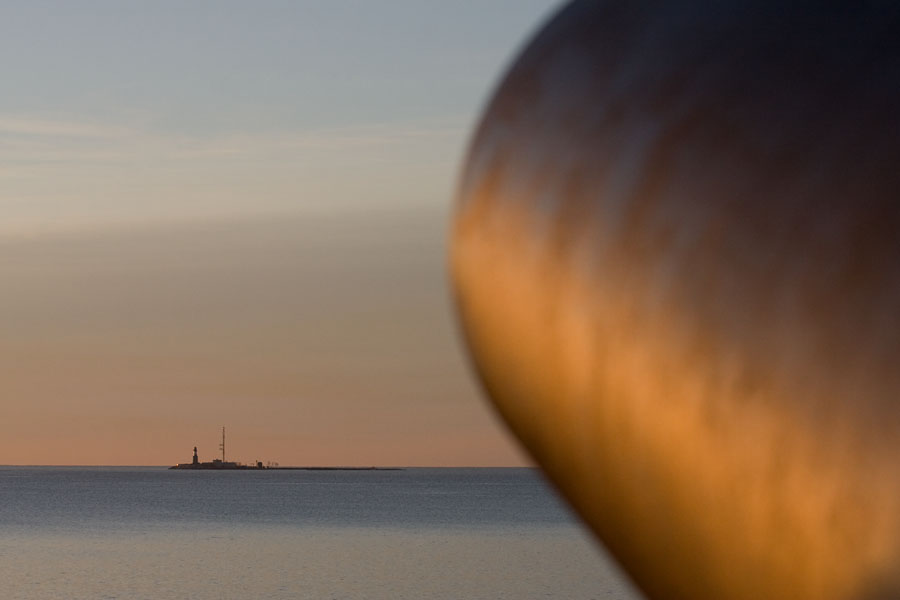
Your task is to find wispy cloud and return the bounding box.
[0,113,465,237]
[0,116,133,139]
[168,120,466,159]
[0,114,466,163]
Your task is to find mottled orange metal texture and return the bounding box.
[452,2,900,599]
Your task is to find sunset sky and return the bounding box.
[0,1,561,466]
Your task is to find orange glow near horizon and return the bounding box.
[0,209,529,467]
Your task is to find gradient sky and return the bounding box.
[0,1,562,466]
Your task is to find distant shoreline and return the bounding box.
[169,466,405,471]
[268,466,404,471]
[0,465,536,469]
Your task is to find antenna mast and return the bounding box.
[219,427,225,462]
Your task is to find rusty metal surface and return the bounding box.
[452,2,900,598]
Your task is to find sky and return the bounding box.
[0,0,562,466]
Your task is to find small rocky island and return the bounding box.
[169,428,401,471]
[170,445,265,470]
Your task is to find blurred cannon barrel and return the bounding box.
[451,2,900,599]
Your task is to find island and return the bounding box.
[169,428,401,471]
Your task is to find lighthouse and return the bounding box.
[192,446,199,465]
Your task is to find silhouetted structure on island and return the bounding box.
[169,427,403,471]
[170,428,265,470]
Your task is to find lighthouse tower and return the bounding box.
[192,446,199,465]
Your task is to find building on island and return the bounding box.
[170,428,266,470]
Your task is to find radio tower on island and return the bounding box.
[169,426,267,469]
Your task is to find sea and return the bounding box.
[0,467,642,600]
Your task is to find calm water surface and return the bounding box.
[0,467,641,599]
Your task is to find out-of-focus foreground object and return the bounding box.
[451,1,900,599]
